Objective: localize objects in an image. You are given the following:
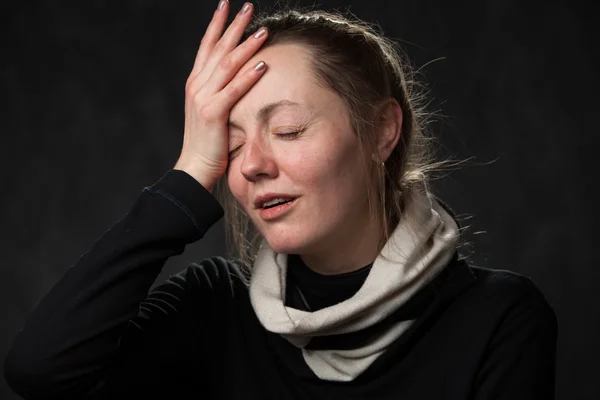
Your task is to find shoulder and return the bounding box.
[172,256,249,298]
[466,264,557,329]
[469,264,550,304]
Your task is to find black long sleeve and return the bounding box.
[4,169,558,400]
[4,169,224,399]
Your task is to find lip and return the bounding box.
[258,198,298,221]
[253,193,299,210]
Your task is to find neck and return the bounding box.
[298,211,382,275]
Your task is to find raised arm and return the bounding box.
[4,169,223,399]
[5,1,272,397]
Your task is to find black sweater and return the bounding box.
[4,169,558,399]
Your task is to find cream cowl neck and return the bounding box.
[249,186,460,382]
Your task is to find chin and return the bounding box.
[254,215,327,255]
[263,238,302,255]
[262,230,313,255]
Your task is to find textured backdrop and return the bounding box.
[2,0,598,399]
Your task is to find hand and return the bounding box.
[174,1,268,192]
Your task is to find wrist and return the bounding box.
[173,161,216,193]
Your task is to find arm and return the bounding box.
[4,169,224,399]
[471,284,558,400]
[6,2,270,397]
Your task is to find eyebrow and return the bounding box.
[227,100,301,131]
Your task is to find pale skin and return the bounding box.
[175,0,403,275]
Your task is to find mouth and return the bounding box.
[253,194,299,210]
[261,197,296,209]
[257,197,298,221]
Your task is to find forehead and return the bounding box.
[230,43,325,120]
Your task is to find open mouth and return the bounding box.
[262,198,295,209]
[258,197,298,220]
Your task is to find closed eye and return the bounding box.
[276,131,301,139]
[229,131,302,159]
[228,145,243,159]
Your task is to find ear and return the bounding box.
[374,98,402,163]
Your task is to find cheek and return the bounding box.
[226,169,247,206]
[305,138,363,185]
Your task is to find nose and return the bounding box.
[239,137,278,182]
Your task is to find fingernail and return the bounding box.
[240,2,252,15]
[254,61,265,71]
[253,27,267,39]
[217,0,227,11]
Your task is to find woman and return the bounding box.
[5,1,557,399]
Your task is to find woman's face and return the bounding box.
[227,43,370,256]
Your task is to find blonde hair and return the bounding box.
[215,5,461,283]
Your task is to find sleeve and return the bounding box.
[471,282,559,400]
[3,169,225,399]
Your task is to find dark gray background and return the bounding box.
[2,0,598,398]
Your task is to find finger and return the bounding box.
[205,60,267,119]
[190,0,231,79]
[195,2,255,82]
[203,25,268,94]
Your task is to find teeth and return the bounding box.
[262,197,291,208]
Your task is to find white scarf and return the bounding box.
[249,187,460,382]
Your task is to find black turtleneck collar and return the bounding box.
[285,254,372,311]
